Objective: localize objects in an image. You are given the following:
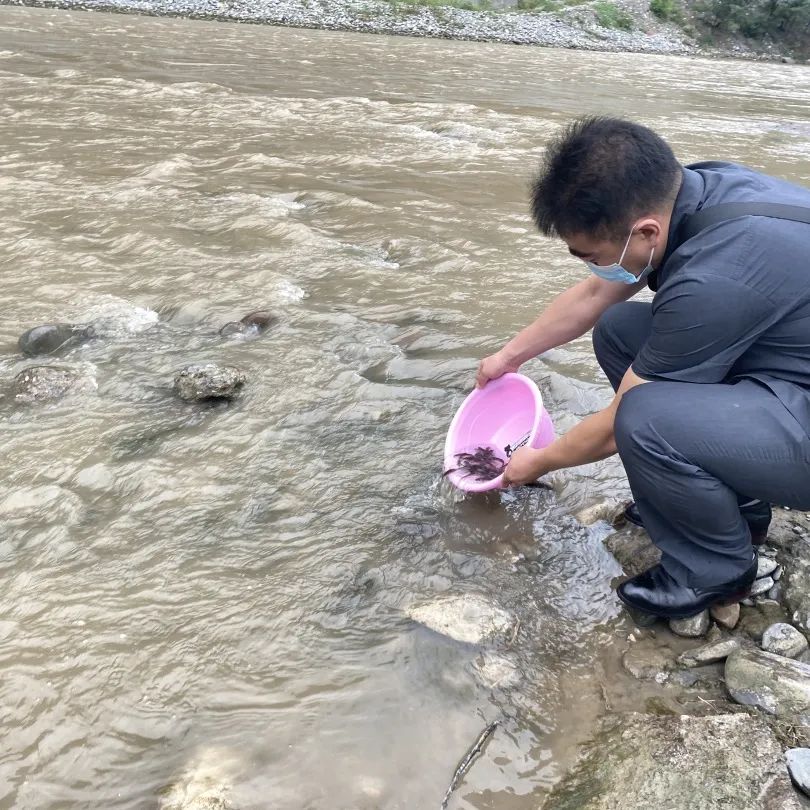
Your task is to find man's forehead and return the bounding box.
[564,232,616,257]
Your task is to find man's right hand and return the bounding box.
[475,351,520,389]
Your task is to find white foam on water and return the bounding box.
[70,295,159,337]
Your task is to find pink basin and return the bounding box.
[443,372,555,493]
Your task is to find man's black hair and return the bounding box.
[530,117,682,240]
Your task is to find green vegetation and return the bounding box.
[593,0,634,29]
[696,0,810,53]
[649,0,683,22]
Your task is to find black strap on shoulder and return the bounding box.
[681,202,810,242]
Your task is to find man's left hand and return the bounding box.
[502,446,549,487]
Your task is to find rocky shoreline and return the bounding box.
[0,0,794,62]
[554,502,810,808]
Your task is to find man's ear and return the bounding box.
[635,218,663,243]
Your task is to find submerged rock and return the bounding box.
[622,643,673,681]
[786,748,810,798]
[762,623,809,659]
[574,498,625,526]
[219,310,277,338]
[407,594,514,645]
[173,364,246,402]
[18,323,95,357]
[544,713,801,810]
[472,652,520,688]
[604,531,661,578]
[725,646,810,718]
[13,364,97,403]
[159,747,238,810]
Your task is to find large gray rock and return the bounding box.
[407,594,514,645]
[762,623,809,660]
[786,748,810,798]
[725,646,810,719]
[173,364,246,402]
[544,713,802,810]
[13,364,97,403]
[18,323,95,357]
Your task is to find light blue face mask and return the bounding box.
[585,227,656,285]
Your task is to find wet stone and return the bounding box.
[669,611,710,638]
[762,623,809,659]
[13,364,97,403]
[678,637,741,667]
[173,364,246,402]
[219,309,277,338]
[786,749,810,798]
[407,594,514,645]
[544,713,801,810]
[757,556,779,579]
[18,323,95,357]
[750,576,775,597]
[710,602,741,630]
[622,643,674,681]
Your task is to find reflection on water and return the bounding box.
[1,7,810,807]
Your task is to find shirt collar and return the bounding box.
[661,166,706,268]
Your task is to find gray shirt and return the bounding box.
[633,161,810,431]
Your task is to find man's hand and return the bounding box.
[502,446,549,487]
[476,351,520,389]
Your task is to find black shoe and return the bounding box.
[622,500,771,545]
[617,558,757,620]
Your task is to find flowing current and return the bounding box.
[2,7,810,807]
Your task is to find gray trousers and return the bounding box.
[593,301,810,588]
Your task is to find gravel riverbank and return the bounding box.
[1,0,789,60]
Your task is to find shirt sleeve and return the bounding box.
[632,272,776,385]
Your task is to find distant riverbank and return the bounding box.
[1,0,797,61]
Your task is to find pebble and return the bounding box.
[794,526,804,535]
[756,557,778,579]
[710,602,740,630]
[762,623,809,659]
[773,565,783,582]
[669,611,710,638]
[749,576,775,597]
[786,748,810,798]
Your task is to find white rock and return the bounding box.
[757,557,778,579]
[408,594,514,645]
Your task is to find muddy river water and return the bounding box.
[2,7,810,807]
